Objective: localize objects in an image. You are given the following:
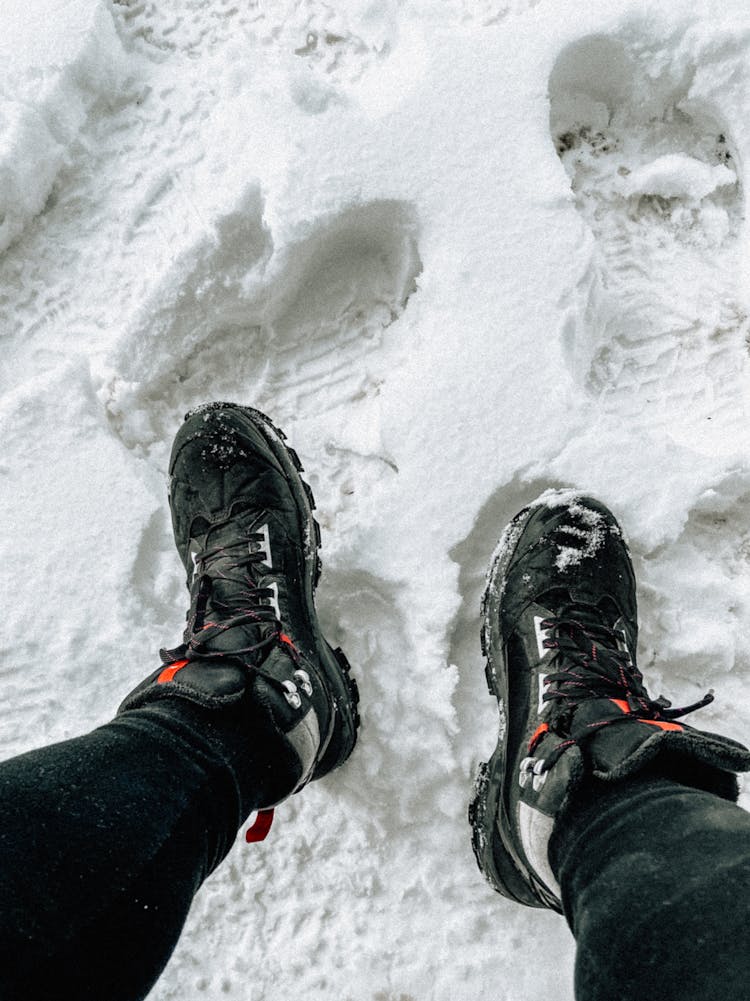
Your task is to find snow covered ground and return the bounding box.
[3,0,750,997]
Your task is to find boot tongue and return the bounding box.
[199,572,276,659]
[194,596,274,662]
[187,516,277,662]
[542,599,633,732]
[208,573,253,612]
[187,508,270,584]
[558,596,612,627]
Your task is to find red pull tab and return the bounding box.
[245,808,274,843]
[157,659,189,684]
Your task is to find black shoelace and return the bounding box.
[160,531,288,664]
[536,604,714,769]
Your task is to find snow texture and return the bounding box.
[3,1,750,999]
[621,153,737,201]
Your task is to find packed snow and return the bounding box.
[3,1,750,999]
[621,153,736,201]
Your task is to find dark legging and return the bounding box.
[1,698,749,1001]
[550,773,750,1000]
[0,696,298,1001]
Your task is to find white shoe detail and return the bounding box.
[519,758,533,788]
[252,522,273,568]
[615,625,633,664]
[537,672,549,715]
[518,801,561,902]
[534,615,552,660]
[534,616,553,714]
[520,756,549,790]
[267,581,281,618]
[294,669,313,696]
[288,708,321,785]
[281,679,302,709]
[189,542,201,574]
[532,770,548,792]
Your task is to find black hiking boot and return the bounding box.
[469,490,750,912]
[119,402,360,811]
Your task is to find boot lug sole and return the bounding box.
[470,503,556,908]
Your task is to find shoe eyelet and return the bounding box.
[293,669,313,697]
[281,680,302,709]
[532,771,548,792]
[518,757,534,788]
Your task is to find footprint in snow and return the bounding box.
[549,33,749,455]
[102,191,421,454]
[100,188,422,549]
[103,190,421,634]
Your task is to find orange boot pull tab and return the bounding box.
[245,808,275,843]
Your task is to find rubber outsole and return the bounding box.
[468,503,554,906]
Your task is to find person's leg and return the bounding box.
[548,772,750,1001]
[0,696,298,1000]
[469,490,750,998]
[0,403,360,1000]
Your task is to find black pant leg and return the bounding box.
[549,775,750,1001]
[0,696,296,1000]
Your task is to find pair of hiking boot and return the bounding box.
[119,403,750,909]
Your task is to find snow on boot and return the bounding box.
[469,490,750,912]
[119,402,360,804]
